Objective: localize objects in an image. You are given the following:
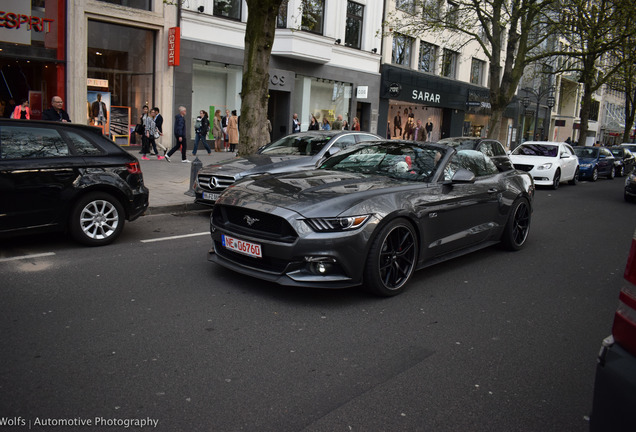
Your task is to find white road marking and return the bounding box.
[0,252,56,262]
[141,232,209,243]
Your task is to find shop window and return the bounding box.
[96,0,151,10]
[277,0,289,28]
[302,0,325,35]
[392,34,413,67]
[441,48,458,78]
[213,0,242,20]
[470,58,486,85]
[87,21,155,130]
[345,2,364,49]
[418,42,437,73]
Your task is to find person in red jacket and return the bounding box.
[12,99,30,119]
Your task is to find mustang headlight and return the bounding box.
[537,163,553,170]
[304,215,370,232]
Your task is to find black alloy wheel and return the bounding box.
[501,198,531,251]
[608,166,615,179]
[364,219,418,296]
[569,167,579,185]
[551,169,561,190]
[592,166,598,181]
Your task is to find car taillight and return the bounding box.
[126,162,142,174]
[612,229,636,357]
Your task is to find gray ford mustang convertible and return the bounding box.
[208,140,534,296]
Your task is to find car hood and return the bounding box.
[509,154,557,165]
[198,154,317,178]
[217,170,426,216]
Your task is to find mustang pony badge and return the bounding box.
[243,215,259,226]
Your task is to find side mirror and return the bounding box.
[451,168,476,183]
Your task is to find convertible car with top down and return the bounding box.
[208,140,535,296]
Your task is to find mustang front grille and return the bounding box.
[212,205,298,243]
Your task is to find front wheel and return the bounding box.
[364,219,418,297]
[551,169,561,190]
[607,166,615,179]
[591,167,598,181]
[500,198,531,251]
[70,192,125,246]
[617,166,624,177]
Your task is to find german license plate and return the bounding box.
[203,192,220,201]
[221,235,262,258]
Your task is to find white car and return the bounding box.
[509,141,579,189]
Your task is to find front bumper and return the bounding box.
[208,215,379,289]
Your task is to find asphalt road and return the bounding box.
[1,177,635,432]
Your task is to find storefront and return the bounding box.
[0,0,65,119]
[176,38,381,142]
[378,65,491,141]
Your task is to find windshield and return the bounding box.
[512,144,558,157]
[259,133,332,156]
[438,138,478,150]
[574,147,599,158]
[609,148,623,157]
[319,143,447,182]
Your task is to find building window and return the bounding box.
[396,0,416,14]
[470,58,486,85]
[345,1,364,49]
[392,34,413,66]
[446,1,459,25]
[213,0,241,20]
[418,42,437,73]
[96,0,150,10]
[277,0,288,28]
[302,0,325,35]
[441,48,458,78]
[87,20,155,130]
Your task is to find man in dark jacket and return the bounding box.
[42,96,71,122]
[152,106,167,155]
[166,105,189,163]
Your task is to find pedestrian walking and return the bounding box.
[352,116,360,131]
[223,109,230,151]
[308,114,319,130]
[292,113,301,133]
[141,109,164,160]
[166,105,189,163]
[321,117,331,130]
[213,109,223,152]
[42,96,71,122]
[153,107,167,155]
[193,110,212,155]
[228,110,239,153]
[136,105,149,151]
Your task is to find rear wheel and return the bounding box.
[617,165,624,177]
[551,169,561,190]
[500,198,531,251]
[568,167,579,185]
[364,219,418,297]
[70,192,125,246]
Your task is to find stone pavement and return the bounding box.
[125,145,236,214]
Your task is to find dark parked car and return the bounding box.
[573,146,615,181]
[590,228,636,431]
[625,166,636,202]
[437,136,514,171]
[208,141,534,296]
[609,146,635,177]
[194,130,381,206]
[620,143,636,153]
[0,119,149,246]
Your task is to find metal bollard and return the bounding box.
[184,156,203,196]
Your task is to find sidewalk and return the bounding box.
[125,145,236,215]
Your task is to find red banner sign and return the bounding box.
[168,27,180,67]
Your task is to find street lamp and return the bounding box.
[522,85,556,141]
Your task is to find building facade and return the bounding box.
[178,0,383,142]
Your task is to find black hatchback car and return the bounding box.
[0,120,149,246]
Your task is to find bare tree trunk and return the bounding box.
[238,0,283,156]
[624,84,636,143]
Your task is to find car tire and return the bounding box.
[607,167,615,180]
[569,167,579,185]
[70,192,125,246]
[500,198,531,251]
[551,169,561,190]
[592,167,598,181]
[364,218,418,297]
[617,166,624,177]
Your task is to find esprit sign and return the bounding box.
[0,11,53,32]
[168,27,180,67]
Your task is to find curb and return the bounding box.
[145,202,212,215]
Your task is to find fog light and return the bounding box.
[305,256,337,275]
